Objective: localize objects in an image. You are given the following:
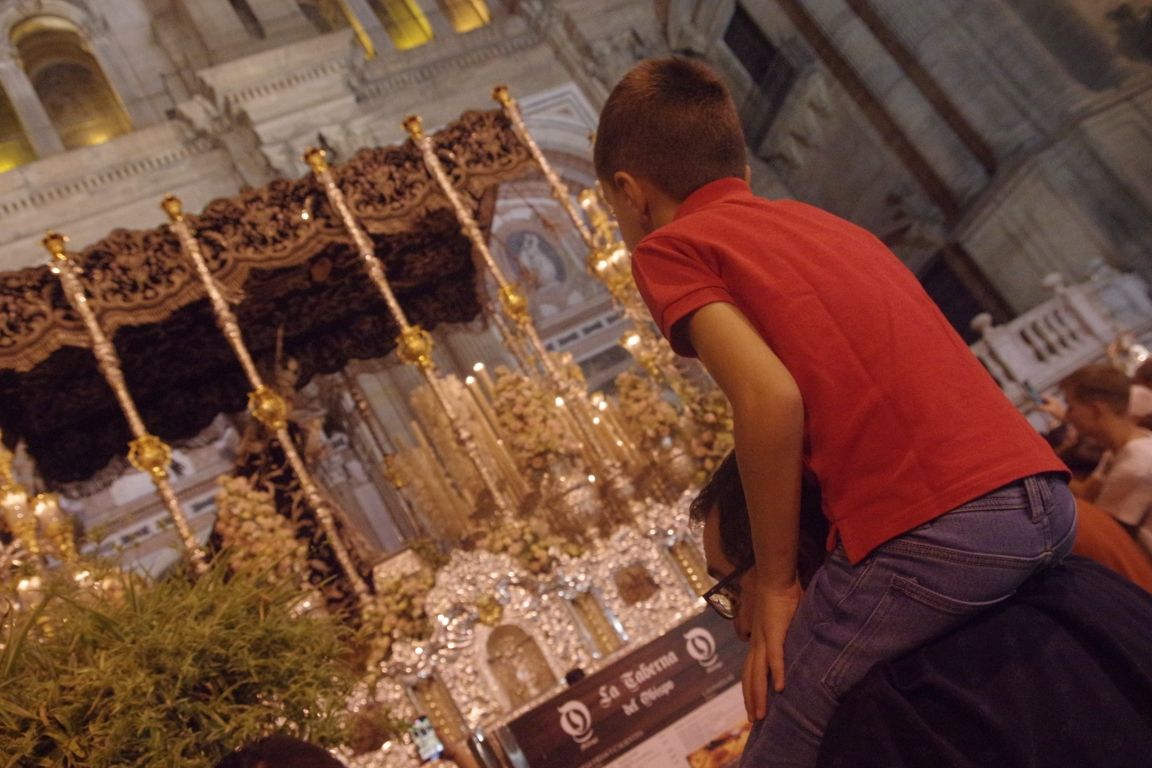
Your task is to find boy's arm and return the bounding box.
[688,301,804,721]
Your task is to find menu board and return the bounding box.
[498,609,749,768]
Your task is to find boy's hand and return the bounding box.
[743,573,801,721]
[1039,394,1066,422]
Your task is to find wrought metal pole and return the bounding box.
[41,233,208,573]
[161,196,371,605]
[303,148,517,520]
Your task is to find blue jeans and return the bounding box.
[740,473,1077,767]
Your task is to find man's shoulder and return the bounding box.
[1120,433,1152,462]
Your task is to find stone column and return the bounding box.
[86,26,162,127]
[245,0,314,42]
[417,0,456,40]
[0,49,64,157]
[339,0,394,55]
[177,0,257,60]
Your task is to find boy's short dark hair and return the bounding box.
[1061,364,1131,415]
[593,57,747,201]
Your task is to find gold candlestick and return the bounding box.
[304,148,517,521]
[162,196,371,605]
[2,483,38,558]
[340,370,429,539]
[42,233,208,573]
[34,492,77,563]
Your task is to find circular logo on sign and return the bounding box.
[684,627,720,669]
[557,700,595,744]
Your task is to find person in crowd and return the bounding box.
[694,456,1152,766]
[213,735,346,768]
[1131,358,1152,427]
[594,56,1074,766]
[1059,364,1152,558]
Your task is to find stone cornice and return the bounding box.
[0,125,215,221]
[354,26,542,102]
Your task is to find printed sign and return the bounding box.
[500,608,744,768]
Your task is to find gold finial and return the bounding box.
[42,232,69,261]
[304,147,329,173]
[160,194,184,222]
[127,434,172,478]
[492,85,512,107]
[248,385,289,431]
[402,115,424,140]
[498,284,530,324]
[396,325,435,369]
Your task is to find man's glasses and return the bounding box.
[702,563,752,620]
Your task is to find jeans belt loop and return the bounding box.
[1023,474,1047,521]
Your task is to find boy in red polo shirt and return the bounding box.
[593,58,1074,766]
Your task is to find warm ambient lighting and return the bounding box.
[379,0,434,50]
[440,0,491,33]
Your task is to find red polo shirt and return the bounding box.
[632,178,1065,563]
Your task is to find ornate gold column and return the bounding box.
[41,233,208,573]
[402,115,638,524]
[161,196,371,606]
[492,85,593,248]
[493,86,703,414]
[303,148,517,521]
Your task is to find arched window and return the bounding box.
[11,16,131,150]
[436,0,490,33]
[369,0,433,50]
[0,86,35,172]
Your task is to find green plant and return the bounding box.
[0,558,357,768]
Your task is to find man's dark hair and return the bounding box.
[214,735,346,768]
[593,57,747,201]
[1061,364,1131,415]
[691,452,828,587]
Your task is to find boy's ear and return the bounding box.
[612,171,649,219]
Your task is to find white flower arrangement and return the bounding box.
[213,475,308,583]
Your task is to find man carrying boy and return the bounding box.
[593,58,1074,766]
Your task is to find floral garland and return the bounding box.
[491,367,581,474]
[371,568,436,661]
[614,371,682,452]
[470,517,583,575]
[688,389,735,485]
[213,475,308,583]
